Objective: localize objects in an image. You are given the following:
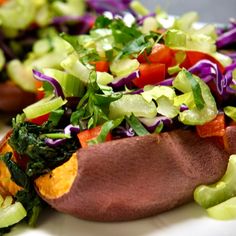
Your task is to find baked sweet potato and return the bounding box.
[34,129,229,222]
[0,82,36,113]
[0,130,22,197]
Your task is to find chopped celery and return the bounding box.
[110,58,139,77]
[43,68,85,97]
[194,155,236,209]
[96,72,114,85]
[173,11,199,32]
[52,0,86,16]
[141,85,176,103]
[165,29,216,54]
[173,70,217,125]
[141,17,158,34]
[207,197,236,220]
[224,106,236,121]
[156,97,179,118]
[23,96,67,119]
[0,0,36,30]
[130,1,149,16]
[61,53,91,83]
[109,94,157,119]
[0,202,27,228]
[7,60,35,92]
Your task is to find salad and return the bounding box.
[0,0,236,235]
[0,0,132,112]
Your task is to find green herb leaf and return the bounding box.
[183,69,205,110]
[1,152,30,190]
[89,117,124,145]
[126,114,150,136]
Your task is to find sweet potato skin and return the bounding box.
[35,129,229,222]
[0,82,36,113]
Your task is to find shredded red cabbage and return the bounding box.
[139,116,172,133]
[188,59,224,95]
[109,70,140,90]
[86,0,132,15]
[112,123,135,138]
[64,124,80,136]
[32,69,65,99]
[216,27,236,49]
[45,138,67,147]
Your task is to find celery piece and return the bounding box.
[61,53,91,83]
[0,0,36,30]
[7,60,35,92]
[194,155,236,209]
[110,58,139,77]
[224,106,236,121]
[0,202,27,228]
[109,94,157,119]
[173,70,217,125]
[23,96,67,119]
[207,197,236,220]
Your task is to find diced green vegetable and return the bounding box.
[207,197,236,220]
[0,0,36,30]
[194,155,236,209]
[61,53,91,83]
[224,106,236,121]
[23,96,67,119]
[110,58,139,77]
[173,70,217,125]
[7,60,35,92]
[109,94,157,119]
[0,201,27,228]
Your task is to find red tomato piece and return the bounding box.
[133,63,166,88]
[77,126,112,148]
[30,113,50,125]
[94,61,109,72]
[172,50,225,73]
[138,43,172,66]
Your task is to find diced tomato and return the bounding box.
[77,126,112,148]
[172,50,225,73]
[30,113,50,125]
[133,63,166,88]
[196,113,226,138]
[94,61,109,72]
[35,80,45,100]
[138,43,172,66]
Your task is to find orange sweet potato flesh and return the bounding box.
[0,130,22,197]
[35,129,229,222]
[0,82,36,113]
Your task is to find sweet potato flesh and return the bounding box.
[0,136,22,197]
[35,153,78,199]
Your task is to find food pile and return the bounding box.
[0,0,236,234]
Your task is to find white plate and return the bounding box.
[1,123,236,236]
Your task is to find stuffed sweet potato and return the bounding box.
[34,129,229,221]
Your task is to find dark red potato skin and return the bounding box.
[0,82,36,112]
[224,126,236,154]
[38,129,229,222]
